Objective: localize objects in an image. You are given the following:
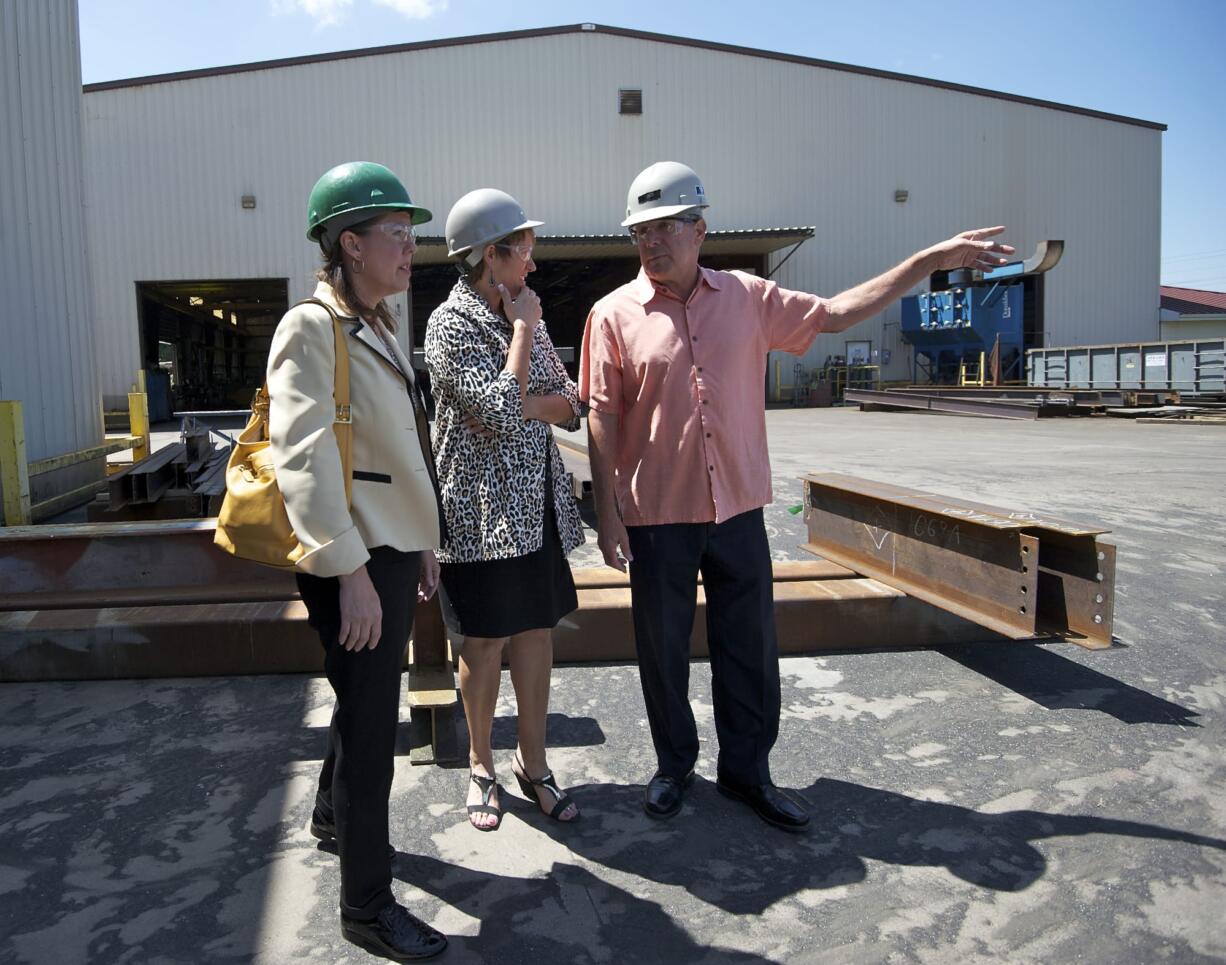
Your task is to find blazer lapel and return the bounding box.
[349,322,401,373]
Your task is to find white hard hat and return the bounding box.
[621,161,709,228]
[445,188,544,268]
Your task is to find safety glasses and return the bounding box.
[366,223,418,247]
[494,242,535,262]
[628,216,700,244]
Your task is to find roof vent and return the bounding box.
[619,88,643,115]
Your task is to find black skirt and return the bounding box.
[438,461,577,639]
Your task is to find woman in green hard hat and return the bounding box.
[267,161,448,960]
[424,188,584,832]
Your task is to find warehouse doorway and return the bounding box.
[406,228,811,383]
[136,279,288,415]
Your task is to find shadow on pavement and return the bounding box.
[939,642,1199,726]
[513,776,1226,917]
[398,856,776,964]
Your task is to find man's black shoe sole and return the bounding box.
[341,918,447,962]
[716,781,810,833]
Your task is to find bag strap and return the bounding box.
[294,297,353,507]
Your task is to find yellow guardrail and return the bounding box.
[1,387,149,526]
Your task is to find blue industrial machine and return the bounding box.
[901,240,1063,384]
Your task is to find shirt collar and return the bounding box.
[631,265,722,305]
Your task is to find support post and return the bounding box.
[0,401,32,527]
[128,389,150,462]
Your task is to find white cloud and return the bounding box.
[373,0,449,19]
[269,0,356,28]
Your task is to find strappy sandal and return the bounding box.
[467,771,502,831]
[512,754,580,822]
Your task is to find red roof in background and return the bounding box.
[1161,286,1226,315]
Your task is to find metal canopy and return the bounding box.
[409,227,816,265]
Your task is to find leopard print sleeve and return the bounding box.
[425,303,523,436]
[533,325,582,432]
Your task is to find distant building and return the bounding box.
[1160,286,1226,341]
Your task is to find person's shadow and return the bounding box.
[507,776,1226,916]
[395,856,776,964]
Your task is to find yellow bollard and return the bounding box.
[0,400,32,526]
[128,390,150,463]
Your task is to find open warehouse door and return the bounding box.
[135,278,288,417]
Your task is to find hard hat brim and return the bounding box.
[307,202,433,243]
[447,218,545,258]
[621,203,708,229]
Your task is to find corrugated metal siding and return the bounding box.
[0,0,101,460]
[82,30,1161,394]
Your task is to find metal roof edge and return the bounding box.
[81,23,1166,132]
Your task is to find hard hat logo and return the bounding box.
[622,161,711,229]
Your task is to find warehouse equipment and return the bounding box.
[901,241,1064,384]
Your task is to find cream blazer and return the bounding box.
[267,282,441,577]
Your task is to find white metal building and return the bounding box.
[2,0,101,475]
[79,24,1164,408]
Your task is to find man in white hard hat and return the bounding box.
[579,160,1013,831]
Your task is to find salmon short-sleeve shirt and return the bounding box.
[579,267,830,526]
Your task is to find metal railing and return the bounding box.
[1,389,149,526]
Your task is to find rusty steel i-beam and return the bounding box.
[801,473,1116,648]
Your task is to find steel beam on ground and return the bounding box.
[0,511,1009,681]
[127,443,185,503]
[406,594,461,765]
[893,386,1122,404]
[0,519,297,611]
[555,576,1003,663]
[847,388,1067,420]
[801,473,1114,648]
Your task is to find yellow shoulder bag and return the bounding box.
[213,298,353,569]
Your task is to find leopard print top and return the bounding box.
[423,277,585,564]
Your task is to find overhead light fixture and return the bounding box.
[241,195,257,209]
[894,189,909,203]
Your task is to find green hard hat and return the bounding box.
[306,161,432,249]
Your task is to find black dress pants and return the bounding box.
[626,508,780,786]
[296,545,421,921]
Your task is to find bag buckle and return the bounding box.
[334,404,352,424]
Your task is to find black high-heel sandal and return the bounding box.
[467,772,502,831]
[513,754,579,822]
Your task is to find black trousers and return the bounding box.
[626,508,780,786]
[296,546,421,921]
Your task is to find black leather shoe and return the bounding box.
[311,811,396,860]
[716,778,810,832]
[644,769,695,820]
[341,902,448,961]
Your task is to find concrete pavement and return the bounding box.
[3,407,1224,963]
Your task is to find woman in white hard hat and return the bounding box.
[424,188,584,831]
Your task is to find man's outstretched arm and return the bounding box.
[823,226,1015,333]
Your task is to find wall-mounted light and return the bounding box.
[241,195,257,209]
[894,189,909,203]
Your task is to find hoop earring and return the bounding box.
[352,257,364,275]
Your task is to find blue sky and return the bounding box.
[79,0,1226,292]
